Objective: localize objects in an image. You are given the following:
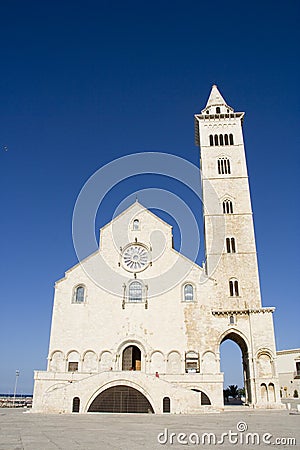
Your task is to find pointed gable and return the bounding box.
[99,201,173,255]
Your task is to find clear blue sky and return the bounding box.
[0,1,299,394]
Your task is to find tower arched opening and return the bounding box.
[220,332,252,405]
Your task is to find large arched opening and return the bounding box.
[220,332,252,405]
[191,389,211,405]
[87,385,154,413]
[122,345,141,371]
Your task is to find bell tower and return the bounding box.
[195,85,262,310]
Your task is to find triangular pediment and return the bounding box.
[100,201,172,233]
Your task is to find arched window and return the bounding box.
[229,280,234,297]
[224,134,229,145]
[229,315,235,325]
[229,279,239,297]
[74,286,85,303]
[133,219,139,230]
[231,237,236,253]
[72,397,80,413]
[234,280,239,296]
[219,134,224,146]
[209,135,214,146]
[226,237,236,253]
[216,107,220,114]
[222,199,233,214]
[163,397,171,413]
[229,133,234,145]
[226,238,230,253]
[129,281,142,302]
[226,158,231,174]
[218,157,231,175]
[183,284,194,302]
[214,134,219,146]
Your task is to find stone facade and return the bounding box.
[33,86,283,414]
[276,349,300,399]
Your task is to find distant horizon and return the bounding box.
[0,393,33,397]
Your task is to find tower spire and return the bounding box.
[201,84,234,114]
[206,84,226,107]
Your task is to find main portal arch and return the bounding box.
[87,385,154,413]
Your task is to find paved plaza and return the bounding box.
[0,407,299,450]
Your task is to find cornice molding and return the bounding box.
[212,307,275,316]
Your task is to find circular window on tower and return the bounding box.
[122,243,150,272]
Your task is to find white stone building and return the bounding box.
[33,86,283,413]
[276,349,300,399]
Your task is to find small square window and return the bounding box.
[68,362,78,372]
[185,351,200,373]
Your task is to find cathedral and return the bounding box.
[32,86,283,413]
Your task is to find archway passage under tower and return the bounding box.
[88,385,154,413]
[220,332,252,405]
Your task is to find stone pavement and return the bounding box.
[0,408,299,450]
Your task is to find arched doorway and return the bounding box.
[220,332,252,405]
[88,385,154,413]
[122,345,141,371]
